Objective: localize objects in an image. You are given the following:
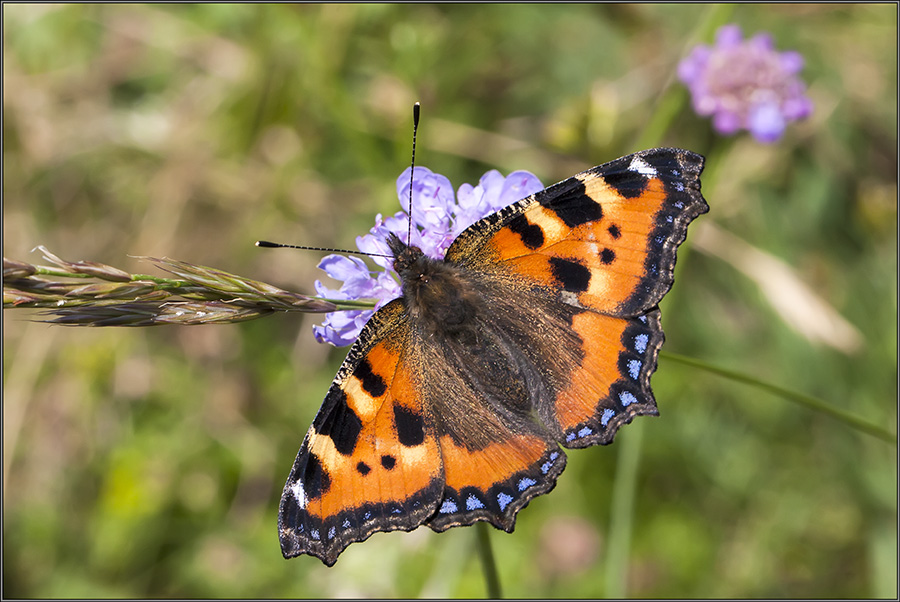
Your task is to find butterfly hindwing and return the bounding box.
[550,308,665,448]
[426,436,566,533]
[403,302,570,533]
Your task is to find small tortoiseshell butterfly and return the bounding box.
[278,142,708,566]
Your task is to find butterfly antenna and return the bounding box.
[257,105,421,259]
[407,102,420,246]
[255,240,390,258]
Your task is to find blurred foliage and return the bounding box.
[3,4,896,598]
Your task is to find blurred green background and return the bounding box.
[3,4,896,598]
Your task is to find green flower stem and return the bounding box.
[317,298,378,310]
[475,522,502,599]
[662,351,897,445]
[603,419,644,599]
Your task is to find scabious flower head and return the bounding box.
[678,24,813,143]
[312,166,544,346]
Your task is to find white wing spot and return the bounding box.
[560,290,586,309]
[629,156,657,178]
[290,480,308,509]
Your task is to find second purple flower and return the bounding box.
[678,24,813,143]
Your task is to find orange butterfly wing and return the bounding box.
[278,300,443,566]
[279,148,707,566]
[445,147,708,446]
[449,148,706,316]
[278,299,566,566]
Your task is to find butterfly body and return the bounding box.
[279,148,708,566]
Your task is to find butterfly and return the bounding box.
[278,147,708,566]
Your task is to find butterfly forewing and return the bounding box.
[447,148,707,317]
[278,300,444,566]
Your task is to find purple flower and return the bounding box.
[678,24,813,143]
[312,166,544,346]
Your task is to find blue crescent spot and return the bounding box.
[439,499,458,514]
[638,315,647,323]
[634,333,649,353]
[364,511,372,520]
[565,432,576,442]
[327,526,336,540]
[578,426,593,438]
[628,359,642,380]
[601,408,616,426]
[542,451,561,474]
[342,519,351,529]
[619,391,638,406]
[466,494,485,510]
[310,529,320,541]
[497,493,513,511]
[674,199,684,207]
[392,507,402,514]
[518,477,537,492]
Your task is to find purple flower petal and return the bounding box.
[779,50,805,74]
[747,32,774,52]
[713,110,742,134]
[396,166,433,211]
[715,24,743,48]
[677,46,711,84]
[477,170,509,212]
[314,309,373,346]
[782,95,813,120]
[748,102,786,143]
[693,92,719,117]
[396,166,455,228]
[317,254,369,282]
[499,170,544,207]
[313,166,543,346]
